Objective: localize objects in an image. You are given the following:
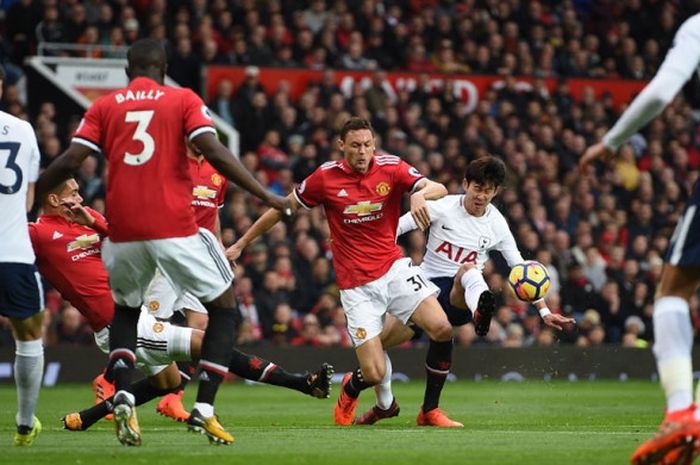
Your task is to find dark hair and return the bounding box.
[42,177,76,204]
[339,117,374,141]
[0,65,4,82]
[127,38,166,71]
[464,156,506,187]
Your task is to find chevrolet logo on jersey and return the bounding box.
[66,233,100,252]
[193,185,217,200]
[343,201,383,216]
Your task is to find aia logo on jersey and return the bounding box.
[435,241,477,265]
[344,201,383,216]
[375,182,391,196]
[192,185,217,200]
[66,233,100,252]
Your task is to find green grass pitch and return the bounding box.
[1,380,664,464]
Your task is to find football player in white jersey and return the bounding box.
[581,13,700,465]
[354,156,573,427]
[0,65,45,446]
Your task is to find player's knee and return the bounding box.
[428,321,453,342]
[362,365,385,385]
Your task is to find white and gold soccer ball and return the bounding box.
[507,260,551,302]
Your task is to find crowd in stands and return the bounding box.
[1,0,699,349]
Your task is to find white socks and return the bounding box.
[460,268,489,314]
[374,352,394,410]
[194,402,214,417]
[14,339,44,428]
[652,296,693,413]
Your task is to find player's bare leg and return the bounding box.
[631,265,700,465]
[355,317,414,425]
[335,337,385,425]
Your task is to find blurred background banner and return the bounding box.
[205,66,648,113]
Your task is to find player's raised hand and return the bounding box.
[579,142,615,171]
[543,313,576,331]
[266,194,293,217]
[59,199,95,227]
[410,192,431,231]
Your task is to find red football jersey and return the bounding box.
[293,154,424,289]
[73,77,217,242]
[28,209,113,331]
[188,156,226,234]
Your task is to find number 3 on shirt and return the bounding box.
[0,141,21,195]
[124,110,154,166]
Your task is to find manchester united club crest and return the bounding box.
[211,173,223,187]
[153,322,164,333]
[148,300,160,312]
[375,182,391,196]
[355,328,367,340]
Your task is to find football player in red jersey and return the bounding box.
[228,117,457,425]
[30,179,333,432]
[37,39,290,446]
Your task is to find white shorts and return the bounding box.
[340,257,439,347]
[94,311,193,376]
[102,228,233,308]
[144,269,208,320]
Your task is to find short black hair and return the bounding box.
[339,117,374,141]
[127,39,166,72]
[464,156,506,187]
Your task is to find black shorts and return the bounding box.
[667,181,700,267]
[410,275,472,341]
[0,262,44,319]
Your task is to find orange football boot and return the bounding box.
[333,372,358,425]
[156,390,190,422]
[416,406,464,427]
[92,372,115,421]
[631,405,700,465]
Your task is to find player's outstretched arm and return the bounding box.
[192,132,291,214]
[36,143,94,204]
[225,193,300,262]
[533,299,575,331]
[410,179,447,231]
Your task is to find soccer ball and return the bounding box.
[508,261,551,302]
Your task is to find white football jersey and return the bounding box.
[398,195,523,279]
[0,111,40,263]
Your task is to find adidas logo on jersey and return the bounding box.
[337,189,348,197]
[52,231,63,239]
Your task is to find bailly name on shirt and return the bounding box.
[114,89,165,104]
